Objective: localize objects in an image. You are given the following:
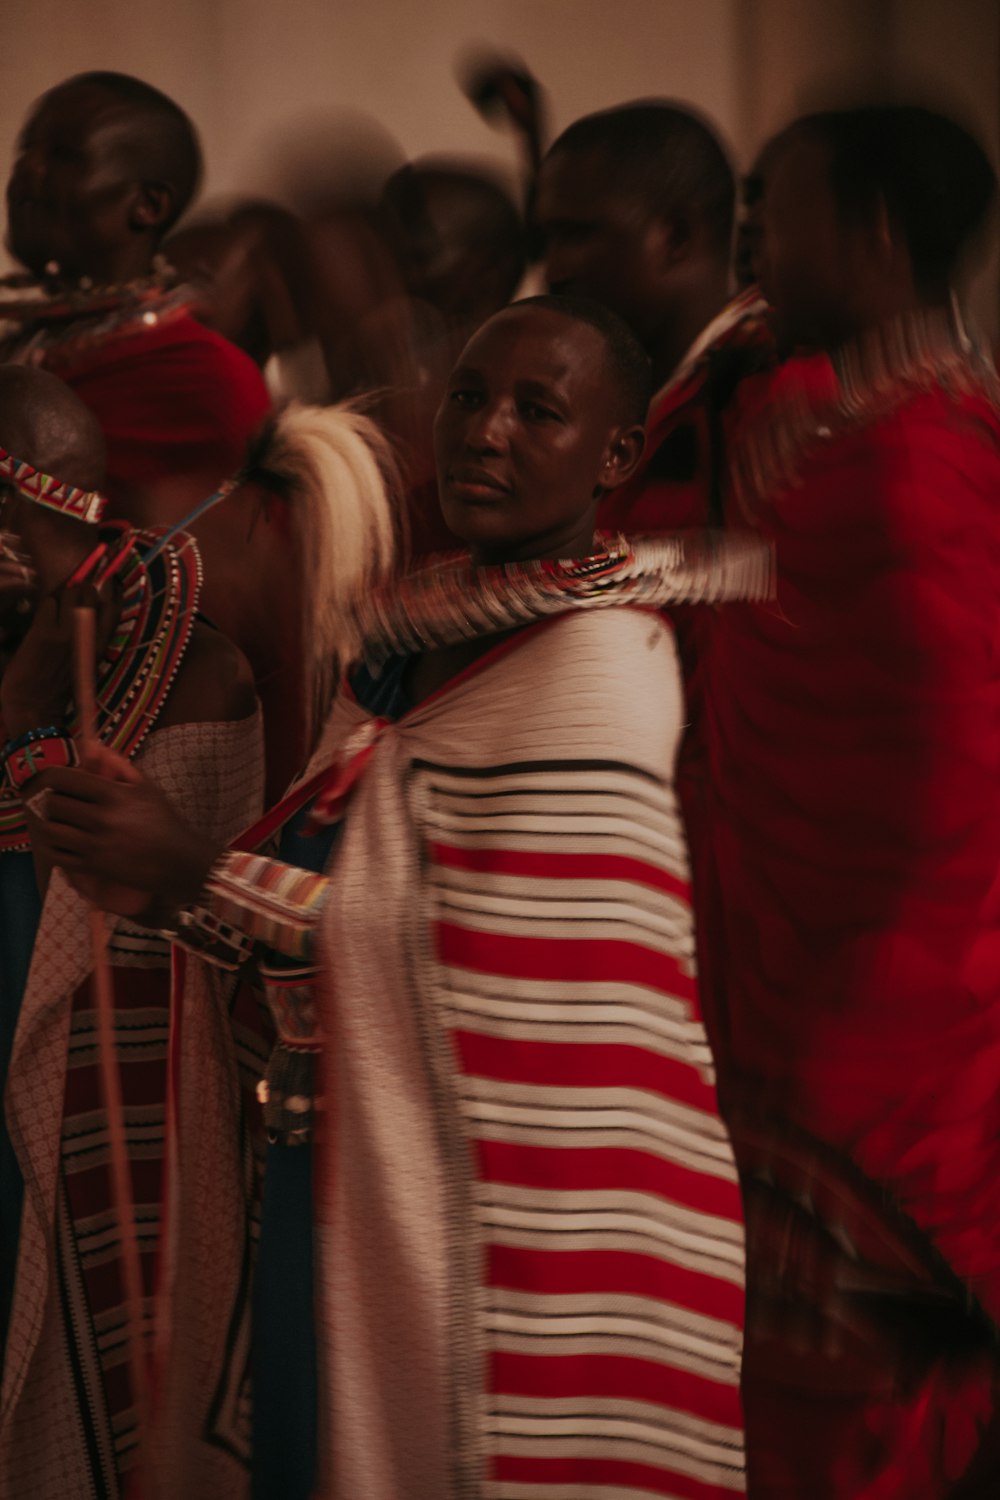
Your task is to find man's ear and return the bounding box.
[129,181,174,235]
[650,211,693,270]
[869,191,902,273]
[597,424,646,493]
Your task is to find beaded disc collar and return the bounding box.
[0,526,202,851]
[0,265,198,368]
[358,531,772,672]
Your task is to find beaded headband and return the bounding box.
[0,443,107,524]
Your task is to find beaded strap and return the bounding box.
[1,723,64,766]
[5,731,78,789]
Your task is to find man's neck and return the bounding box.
[646,276,733,390]
[49,246,158,291]
[823,281,932,355]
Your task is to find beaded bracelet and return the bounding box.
[1,723,64,762]
[4,728,79,789]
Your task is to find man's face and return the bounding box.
[758,135,861,349]
[6,83,142,278]
[434,305,638,564]
[534,147,669,344]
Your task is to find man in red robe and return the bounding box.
[0,73,309,792]
[702,105,1000,1496]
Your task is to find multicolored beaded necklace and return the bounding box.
[0,527,202,852]
[358,531,773,672]
[0,263,198,368]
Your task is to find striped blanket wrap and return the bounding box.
[0,715,264,1500]
[306,607,746,1499]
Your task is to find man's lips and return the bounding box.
[446,467,512,497]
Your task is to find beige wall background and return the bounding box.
[0,0,997,335]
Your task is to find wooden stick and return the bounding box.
[73,602,156,1499]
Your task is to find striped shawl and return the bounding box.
[306,607,746,1499]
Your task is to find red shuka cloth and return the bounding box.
[42,313,271,521]
[702,367,1000,1496]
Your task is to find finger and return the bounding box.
[78,743,142,784]
[0,569,37,602]
[43,790,109,834]
[37,824,94,862]
[39,766,120,804]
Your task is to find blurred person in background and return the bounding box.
[535,101,772,538]
[375,159,527,552]
[702,103,1000,1498]
[167,198,331,403]
[1,71,269,529]
[534,101,774,979]
[0,72,323,795]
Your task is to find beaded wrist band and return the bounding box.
[1,724,64,763]
[4,728,79,789]
[161,852,257,970]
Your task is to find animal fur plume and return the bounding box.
[247,401,401,732]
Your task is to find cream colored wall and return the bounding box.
[0,0,741,206]
[0,0,996,334]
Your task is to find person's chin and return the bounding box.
[442,514,510,547]
[6,229,51,279]
[440,490,512,540]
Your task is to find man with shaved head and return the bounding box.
[535,101,771,537]
[2,73,269,517]
[6,72,200,285]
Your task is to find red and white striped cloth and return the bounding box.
[309,607,746,1499]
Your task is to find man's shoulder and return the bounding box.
[56,314,270,411]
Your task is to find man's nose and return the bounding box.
[463,400,511,452]
[541,238,578,293]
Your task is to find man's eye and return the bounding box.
[521,401,560,422]
[449,389,481,407]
